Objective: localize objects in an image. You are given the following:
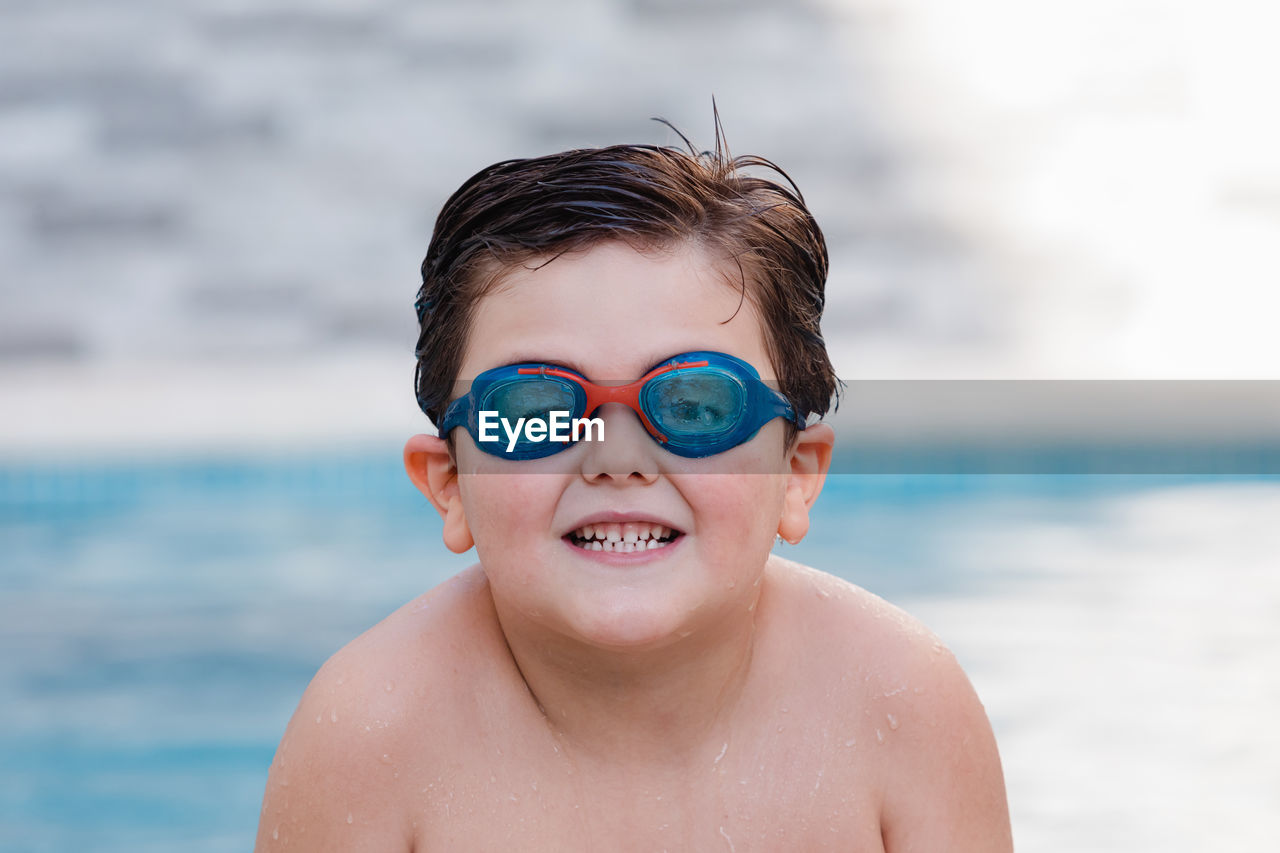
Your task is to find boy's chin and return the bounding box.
[563,600,707,652]
[562,586,759,653]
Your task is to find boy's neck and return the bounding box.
[490,584,768,770]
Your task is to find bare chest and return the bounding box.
[406,735,886,852]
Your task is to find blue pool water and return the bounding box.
[2,457,1277,851]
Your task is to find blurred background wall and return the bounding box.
[3,0,1276,454]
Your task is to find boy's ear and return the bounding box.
[404,434,474,554]
[777,423,834,545]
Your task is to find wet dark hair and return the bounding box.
[413,132,838,436]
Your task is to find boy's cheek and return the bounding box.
[675,472,788,535]
[460,474,561,529]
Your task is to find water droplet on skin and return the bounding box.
[385,681,395,693]
[817,589,831,599]
[330,709,338,723]
[876,729,885,744]
[844,738,856,747]
[887,714,900,731]
[510,794,519,802]
[272,826,279,840]
[347,812,353,824]
[780,707,789,714]
[315,714,322,724]
[777,725,785,733]
[380,753,392,764]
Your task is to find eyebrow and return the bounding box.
[498,354,589,375]
[496,352,687,380]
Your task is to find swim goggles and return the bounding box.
[438,351,804,459]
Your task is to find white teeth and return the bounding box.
[570,520,680,552]
[624,522,665,541]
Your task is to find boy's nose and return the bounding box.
[578,403,659,484]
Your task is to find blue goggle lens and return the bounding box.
[485,377,578,424]
[643,370,745,439]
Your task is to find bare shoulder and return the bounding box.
[763,556,1012,852]
[255,566,499,852]
[762,554,954,683]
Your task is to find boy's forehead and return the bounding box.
[459,242,775,381]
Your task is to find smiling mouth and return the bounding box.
[567,521,682,553]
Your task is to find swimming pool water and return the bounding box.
[2,455,1277,851]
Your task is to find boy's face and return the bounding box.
[432,241,823,650]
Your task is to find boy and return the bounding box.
[256,140,1011,851]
